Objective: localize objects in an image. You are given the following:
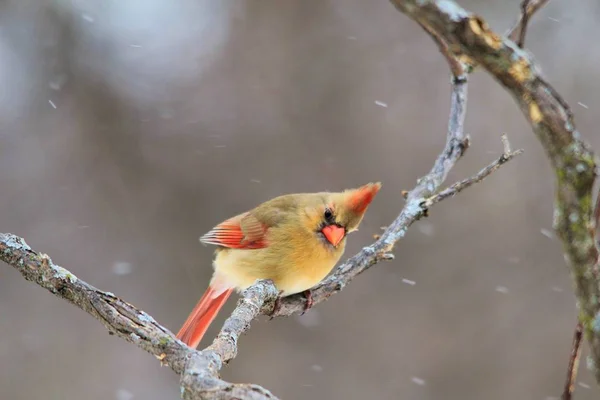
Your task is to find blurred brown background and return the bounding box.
[1,0,599,399]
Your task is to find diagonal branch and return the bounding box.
[421,134,523,210]
[562,322,584,400]
[269,54,470,317]
[0,71,523,399]
[0,234,279,400]
[389,0,600,386]
[417,20,467,78]
[0,137,521,398]
[445,0,551,73]
[507,0,552,45]
[269,0,545,319]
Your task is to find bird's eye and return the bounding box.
[324,208,333,221]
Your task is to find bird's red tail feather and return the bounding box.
[176,286,233,348]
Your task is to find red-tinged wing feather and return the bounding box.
[200,212,268,249]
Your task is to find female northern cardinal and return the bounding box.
[176,182,381,348]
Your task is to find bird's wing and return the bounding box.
[199,196,295,249]
[199,211,270,249]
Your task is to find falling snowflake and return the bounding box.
[411,377,426,386]
[113,262,133,276]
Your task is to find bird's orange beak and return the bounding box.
[321,225,345,247]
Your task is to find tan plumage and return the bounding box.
[176,182,381,348]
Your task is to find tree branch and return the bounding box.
[0,73,522,400]
[562,322,583,400]
[507,0,551,45]
[0,234,280,399]
[268,0,478,316]
[516,0,532,48]
[421,134,523,210]
[389,0,600,385]
[0,138,520,398]
[0,2,540,399]
[447,0,551,73]
[417,20,467,78]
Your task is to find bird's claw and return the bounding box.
[269,290,285,320]
[301,290,313,315]
[269,289,313,318]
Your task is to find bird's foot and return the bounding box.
[301,290,313,315]
[269,290,285,320]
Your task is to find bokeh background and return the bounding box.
[1,0,599,399]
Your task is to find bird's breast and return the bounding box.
[213,233,345,296]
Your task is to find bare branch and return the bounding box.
[417,20,466,78]
[451,0,550,73]
[269,65,470,316]
[421,135,524,210]
[507,0,552,44]
[0,49,523,399]
[562,322,584,400]
[594,183,600,236]
[0,233,278,400]
[389,0,600,385]
[517,0,532,47]
[0,110,523,399]
[0,2,540,399]
[0,126,520,398]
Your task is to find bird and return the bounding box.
[175,182,382,348]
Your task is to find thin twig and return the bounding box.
[593,183,600,235]
[507,0,552,43]
[421,135,524,209]
[418,21,466,78]
[562,322,584,400]
[517,0,532,47]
